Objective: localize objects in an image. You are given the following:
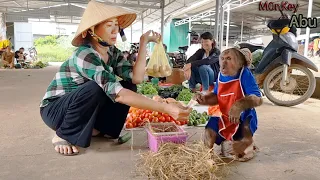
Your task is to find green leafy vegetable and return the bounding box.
[137,82,158,96]
[176,89,193,101]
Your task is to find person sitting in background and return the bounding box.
[313,37,320,57]
[195,48,263,162]
[1,46,15,69]
[183,32,220,94]
[0,37,11,51]
[15,47,26,62]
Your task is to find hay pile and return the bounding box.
[136,141,228,180]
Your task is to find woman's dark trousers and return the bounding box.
[40,81,137,148]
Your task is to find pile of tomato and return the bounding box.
[125,107,188,129]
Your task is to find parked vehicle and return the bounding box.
[127,42,139,64]
[236,10,318,107]
[169,46,188,68]
[28,47,38,62]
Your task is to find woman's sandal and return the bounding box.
[52,141,79,156]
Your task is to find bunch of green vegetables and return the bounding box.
[188,110,210,126]
[137,82,158,96]
[176,89,194,102]
[158,84,186,99]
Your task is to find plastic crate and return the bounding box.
[145,122,188,152]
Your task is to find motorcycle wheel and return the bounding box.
[263,64,316,107]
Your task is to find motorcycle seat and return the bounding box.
[267,19,290,29]
[238,42,264,52]
[178,46,188,51]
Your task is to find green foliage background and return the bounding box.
[35,35,131,63]
[35,35,75,62]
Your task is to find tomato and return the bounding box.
[127,115,133,122]
[129,107,137,113]
[131,113,137,119]
[140,113,145,119]
[146,110,152,113]
[175,121,181,126]
[152,111,159,117]
[126,123,133,129]
[147,114,153,120]
[158,116,165,122]
[145,112,151,118]
[131,117,136,124]
[170,116,175,121]
[164,116,171,122]
[132,122,137,128]
[136,117,142,125]
[152,117,159,123]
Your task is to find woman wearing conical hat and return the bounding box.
[39,0,191,156]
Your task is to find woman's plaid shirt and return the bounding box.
[40,44,133,107]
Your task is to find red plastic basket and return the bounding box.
[145,122,188,152]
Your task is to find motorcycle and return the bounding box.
[169,46,188,68]
[28,47,38,62]
[168,31,200,68]
[236,10,318,107]
[127,42,139,64]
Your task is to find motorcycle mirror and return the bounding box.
[279,9,289,19]
[279,9,284,17]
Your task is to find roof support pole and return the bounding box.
[188,21,191,46]
[160,0,165,40]
[304,0,313,56]
[214,0,220,43]
[130,25,133,43]
[219,0,224,49]
[141,13,144,34]
[0,12,6,39]
[240,13,243,42]
[225,4,230,48]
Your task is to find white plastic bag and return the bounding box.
[146,41,172,77]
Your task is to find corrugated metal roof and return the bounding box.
[0,0,319,39]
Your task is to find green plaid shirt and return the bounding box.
[40,44,133,107]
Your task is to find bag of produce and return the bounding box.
[146,41,172,77]
[252,49,263,67]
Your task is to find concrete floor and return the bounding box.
[0,66,320,180]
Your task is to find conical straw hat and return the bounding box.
[72,0,137,47]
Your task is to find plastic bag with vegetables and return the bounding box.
[146,41,172,77]
[252,49,263,67]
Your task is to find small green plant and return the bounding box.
[34,35,58,46]
[36,45,74,62]
[30,60,48,68]
[34,35,76,63]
